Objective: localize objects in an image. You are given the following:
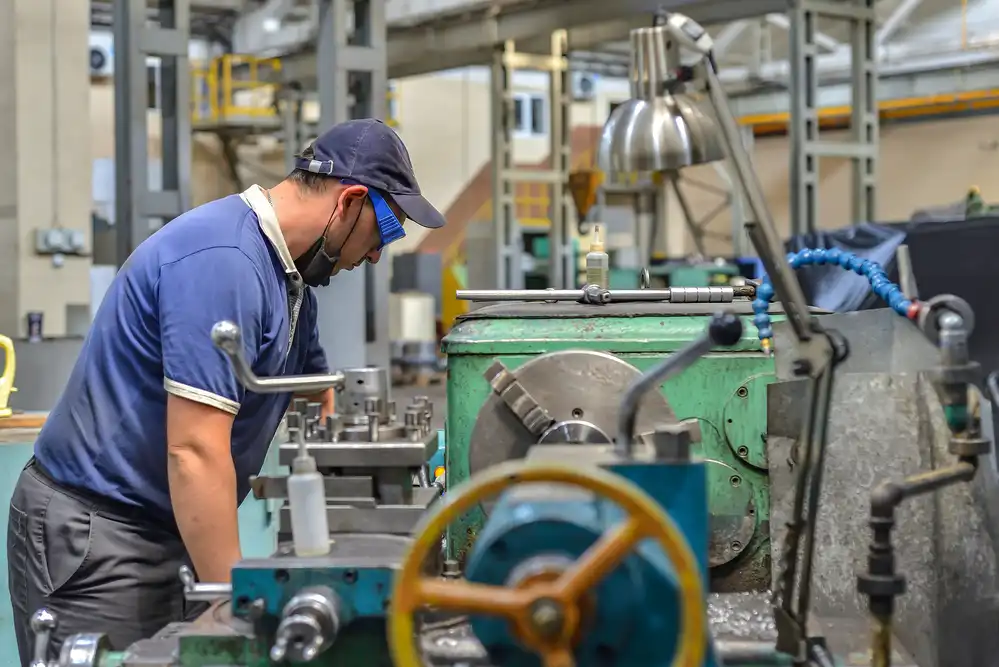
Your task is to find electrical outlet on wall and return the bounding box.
[34,228,87,256]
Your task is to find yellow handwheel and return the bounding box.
[388,460,707,667]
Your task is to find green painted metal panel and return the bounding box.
[441,303,779,592]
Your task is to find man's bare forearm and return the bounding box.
[168,445,242,583]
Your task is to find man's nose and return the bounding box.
[366,248,383,264]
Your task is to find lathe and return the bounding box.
[28,288,996,667]
[22,11,999,667]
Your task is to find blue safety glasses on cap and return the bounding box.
[367,189,406,250]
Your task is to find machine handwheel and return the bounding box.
[388,460,707,667]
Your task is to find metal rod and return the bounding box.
[455,287,745,303]
[211,321,345,394]
[871,614,892,667]
[457,289,587,301]
[715,640,787,665]
[895,244,919,301]
[698,60,814,343]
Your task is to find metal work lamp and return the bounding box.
[597,24,724,182]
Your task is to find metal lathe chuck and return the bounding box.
[467,349,676,477]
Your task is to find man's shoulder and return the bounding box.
[129,195,272,274]
[158,195,259,260]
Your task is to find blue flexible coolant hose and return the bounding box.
[752,247,919,353]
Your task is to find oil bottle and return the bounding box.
[585,225,610,289]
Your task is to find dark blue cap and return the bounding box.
[295,118,446,229]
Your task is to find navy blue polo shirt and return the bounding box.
[34,186,327,523]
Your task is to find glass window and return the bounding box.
[513,95,527,132]
[147,65,159,110]
[530,95,546,134]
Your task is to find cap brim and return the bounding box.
[393,192,446,229]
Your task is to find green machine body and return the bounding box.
[441,300,783,592]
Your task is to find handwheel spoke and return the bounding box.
[413,578,526,617]
[541,646,576,667]
[555,516,644,600]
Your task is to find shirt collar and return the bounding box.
[239,184,299,278]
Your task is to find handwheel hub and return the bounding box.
[528,598,566,639]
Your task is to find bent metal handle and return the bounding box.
[211,320,345,394]
[179,565,233,602]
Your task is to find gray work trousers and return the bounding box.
[8,460,204,666]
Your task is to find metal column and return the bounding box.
[547,30,573,289]
[281,86,306,170]
[490,42,520,291]
[113,0,191,266]
[313,0,390,369]
[850,0,878,223]
[789,0,878,233]
[729,125,755,256]
[489,36,574,290]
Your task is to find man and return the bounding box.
[7,119,445,664]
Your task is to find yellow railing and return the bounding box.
[192,54,283,125]
[387,84,399,128]
[192,53,400,128]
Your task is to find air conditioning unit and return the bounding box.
[89,32,114,78]
[572,72,598,102]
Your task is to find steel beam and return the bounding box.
[731,64,999,116]
[490,42,519,290]
[113,0,191,265]
[719,36,999,84]
[788,0,877,234]
[713,20,752,57]
[312,0,390,369]
[273,0,786,83]
[766,13,840,51]
[548,31,574,289]
[875,0,925,48]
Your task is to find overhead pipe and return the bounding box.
[231,0,317,57]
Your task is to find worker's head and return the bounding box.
[280,119,445,287]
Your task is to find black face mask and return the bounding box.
[294,198,365,287]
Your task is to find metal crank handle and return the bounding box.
[211,320,345,394]
[30,609,56,667]
[616,311,744,454]
[179,565,233,602]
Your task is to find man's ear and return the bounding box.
[338,184,369,218]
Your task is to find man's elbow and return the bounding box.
[167,436,222,466]
[165,393,237,467]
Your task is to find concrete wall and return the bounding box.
[0,0,93,339]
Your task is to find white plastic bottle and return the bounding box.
[585,224,610,289]
[288,428,331,557]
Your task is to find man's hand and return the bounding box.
[295,387,335,418]
[166,394,243,583]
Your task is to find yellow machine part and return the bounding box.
[0,334,16,419]
[440,262,469,332]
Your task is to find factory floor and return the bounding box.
[392,380,447,432]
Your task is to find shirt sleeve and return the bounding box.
[159,247,267,415]
[301,288,330,375]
